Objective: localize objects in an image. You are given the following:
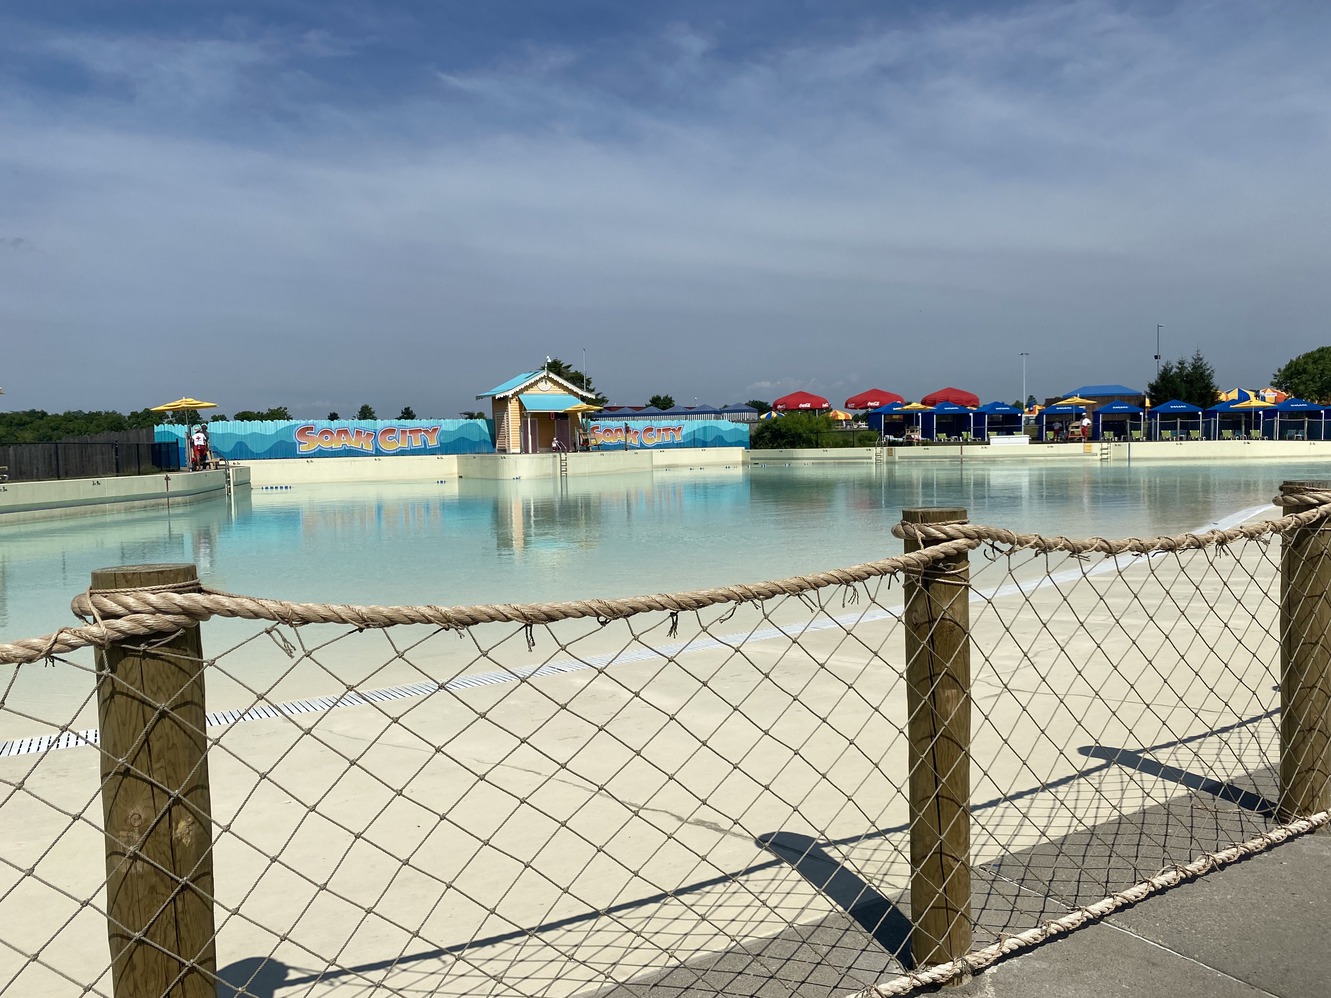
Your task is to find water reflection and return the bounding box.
[0,458,1314,643]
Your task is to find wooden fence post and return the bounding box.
[94,563,216,998]
[1278,482,1331,821]
[902,507,972,969]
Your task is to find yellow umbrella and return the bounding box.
[150,397,218,412]
[828,409,853,421]
[565,402,603,414]
[1054,395,1096,406]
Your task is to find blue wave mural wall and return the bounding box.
[158,419,496,461]
[585,420,749,450]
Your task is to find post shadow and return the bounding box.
[756,830,913,967]
[1078,744,1276,815]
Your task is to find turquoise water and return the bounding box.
[0,460,1322,643]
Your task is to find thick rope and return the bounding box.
[849,809,1331,997]
[1,493,1324,667]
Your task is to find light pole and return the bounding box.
[1154,323,1163,377]
[1020,352,1030,421]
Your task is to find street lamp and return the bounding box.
[1020,352,1030,419]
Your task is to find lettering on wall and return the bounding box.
[295,424,444,455]
[587,424,686,448]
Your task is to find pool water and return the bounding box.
[0,460,1320,643]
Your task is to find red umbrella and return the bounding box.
[772,390,831,411]
[921,386,980,407]
[845,388,905,410]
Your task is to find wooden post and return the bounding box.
[1278,482,1331,820]
[94,564,216,998]
[902,507,972,969]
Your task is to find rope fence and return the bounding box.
[3,480,1330,996]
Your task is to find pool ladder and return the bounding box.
[558,452,568,478]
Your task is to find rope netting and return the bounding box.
[3,490,1331,997]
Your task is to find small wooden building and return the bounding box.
[477,370,598,454]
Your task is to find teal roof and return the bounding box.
[479,371,543,398]
[518,392,583,412]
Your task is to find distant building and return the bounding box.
[477,370,597,453]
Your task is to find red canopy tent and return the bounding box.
[772,391,830,411]
[845,388,905,410]
[921,386,980,407]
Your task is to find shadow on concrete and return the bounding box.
[216,708,1280,995]
[1078,744,1276,814]
[757,831,913,966]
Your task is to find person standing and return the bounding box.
[191,424,209,471]
[1080,414,1092,441]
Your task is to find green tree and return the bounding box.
[647,394,675,410]
[398,405,417,420]
[458,410,487,419]
[0,409,138,442]
[328,411,340,421]
[1146,350,1218,408]
[356,404,377,420]
[1272,346,1331,402]
[231,406,292,422]
[126,408,167,429]
[543,358,609,406]
[751,412,833,449]
[745,399,772,414]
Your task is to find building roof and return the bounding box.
[477,370,593,400]
[1067,384,1144,397]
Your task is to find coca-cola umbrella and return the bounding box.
[845,388,905,410]
[772,391,830,411]
[920,386,980,407]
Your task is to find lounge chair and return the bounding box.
[1131,430,1142,441]
[1221,429,1234,440]
[1188,430,1201,441]
[1161,430,1174,442]
[1249,430,1262,440]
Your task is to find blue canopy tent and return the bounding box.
[867,401,909,439]
[1037,403,1085,441]
[684,404,725,417]
[1268,398,1327,440]
[1205,398,1263,440]
[974,401,1022,440]
[629,405,665,418]
[921,400,972,441]
[720,403,759,422]
[1093,400,1144,441]
[1146,399,1203,440]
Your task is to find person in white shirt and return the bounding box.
[190,425,209,471]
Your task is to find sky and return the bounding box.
[3,0,1330,417]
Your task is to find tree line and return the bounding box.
[6,347,1329,445]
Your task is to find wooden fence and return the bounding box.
[0,429,176,481]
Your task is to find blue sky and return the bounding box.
[3,1,1330,416]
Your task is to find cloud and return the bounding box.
[2,1,1330,414]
